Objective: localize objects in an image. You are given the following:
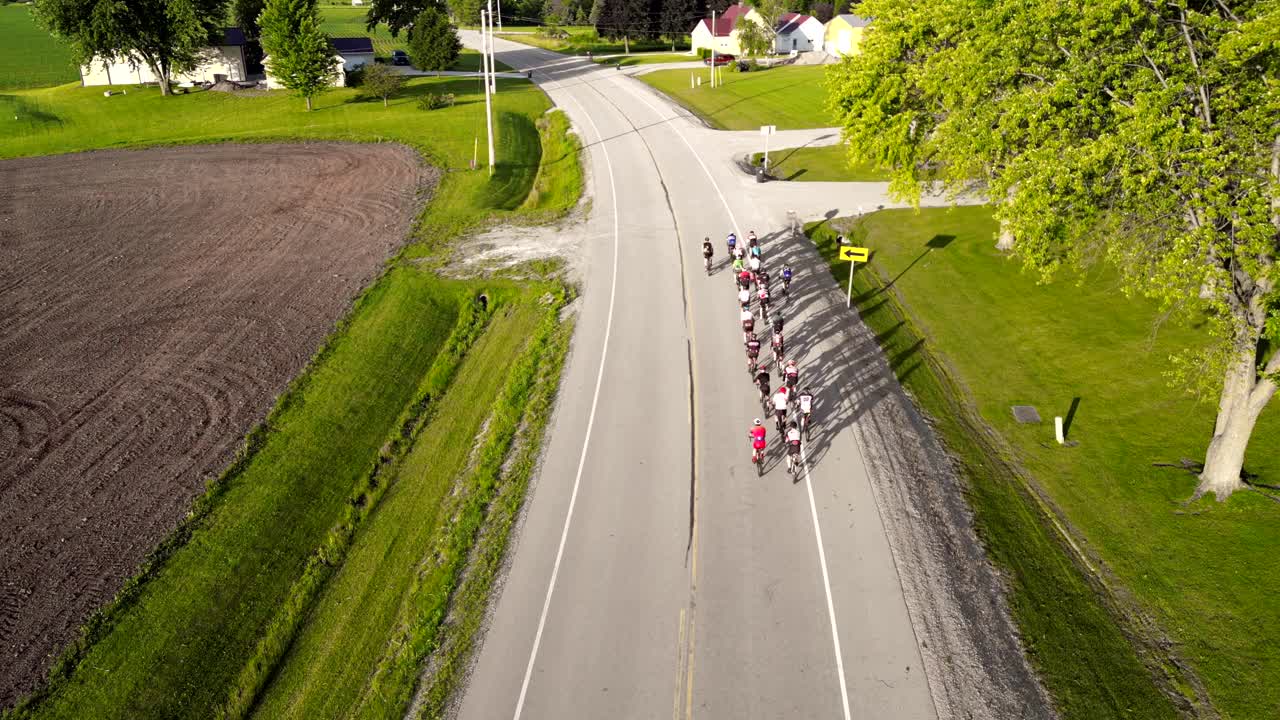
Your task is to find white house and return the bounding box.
[690,3,758,56]
[264,37,375,89]
[773,12,823,53]
[80,28,248,87]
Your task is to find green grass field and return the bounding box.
[639,64,832,130]
[317,7,510,71]
[499,26,689,54]
[593,52,696,66]
[0,4,78,89]
[808,208,1280,719]
[5,72,581,719]
[752,143,890,181]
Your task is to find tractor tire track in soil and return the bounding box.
[0,143,437,707]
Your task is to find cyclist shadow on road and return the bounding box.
[750,226,918,471]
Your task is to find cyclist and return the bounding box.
[734,244,747,262]
[748,254,762,275]
[772,313,784,336]
[783,358,799,392]
[771,386,790,433]
[741,308,755,337]
[745,332,762,371]
[738,267,754,290]
[771,329,785,367]
[726,232,737,257]
[738,286,751,312]
[785,420,802,472]
[702,237,714,274]
[747,230,758,248]
[750,243,762,261]
[782,265,793,295]
[754,363,771,404]
[797,386,814,437]
[757,269,770,291]
[757,284,771,322]
[732,255,746,275]
[748,418,767,465]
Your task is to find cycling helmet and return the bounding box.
[728,233,737,241]
[802,386,811,395]
[753,418,762,426]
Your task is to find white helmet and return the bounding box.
[753,418,762,426]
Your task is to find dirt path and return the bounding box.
[0,143,435,707]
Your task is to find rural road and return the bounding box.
[451,35,1001,720]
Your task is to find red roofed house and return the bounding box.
[773,12,824,53]
[690,4,763,56]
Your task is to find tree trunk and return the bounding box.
[305,95,313,111]
[383,95,388,107]
[995,217,1015,251]
[158,74,172,96]
[1197,347,1277,501]
[624,36,630,54]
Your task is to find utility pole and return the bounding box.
[709,12,716,88]
[496,0,502,32]
[481,10,495,175]
[487,0,497,93]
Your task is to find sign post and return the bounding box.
[838,244,869,307]
[759,124,776,170]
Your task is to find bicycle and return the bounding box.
[787,446,802,477]
[752,442,766,476]
[799,411,812,441]
[704,254,713,275]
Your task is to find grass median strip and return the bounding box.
[248,289,548,719]
[808,208,1279,718]
[752,144,890,182]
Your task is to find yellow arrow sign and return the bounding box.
[839,246,870,262]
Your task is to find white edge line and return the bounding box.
[511,89,620,719]
[615,77,853,720]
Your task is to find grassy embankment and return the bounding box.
[499,26,689,54]
[639,64,830,130]
[750,144,890,181]
[4,72,581,719]
[806,208,1280,719]
[0,4,77,89]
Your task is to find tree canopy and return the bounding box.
[827,0,1280,500]
[408,6,461,71]
[260,0,335,110]
[33,0,225,95]
[734,13,769,56]
[368,0,443,37]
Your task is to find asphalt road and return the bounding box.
[456,35,939,720]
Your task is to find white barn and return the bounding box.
[264,37,375,89]
[80,28,249,87]
[773,13,823,53]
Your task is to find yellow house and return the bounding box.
[823,14,871,58]
[690,3,764,57]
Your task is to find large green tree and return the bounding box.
[260,0,335,110]
[660,0,696,49]
[33,0,224,96]
[828,0,1280,500]
[734,13,769,56]
[368,0,444,36]
[409,6,461,71]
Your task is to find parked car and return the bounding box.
[392,50,410,66]
[703,53,735,66]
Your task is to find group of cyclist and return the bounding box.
[702,230,813,477]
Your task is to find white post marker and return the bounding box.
[760,124,776,170]
[1055,416,1065,444]
[496,0,502,32]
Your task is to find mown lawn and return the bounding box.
[752,143,890,181]
[639,64,832,130]
[0,4,78,89]
[6,74,581,719]
[808,208,1280,720]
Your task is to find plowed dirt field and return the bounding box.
[0,143,434,706]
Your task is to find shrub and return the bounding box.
[416,92,455,110]
[344,66,364,87]
[698,47,711,59]
[536,25,569,39]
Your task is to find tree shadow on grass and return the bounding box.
[0,94,64,132]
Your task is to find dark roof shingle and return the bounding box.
[331,37,375,55]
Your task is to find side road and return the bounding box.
[458,35,1054,720]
